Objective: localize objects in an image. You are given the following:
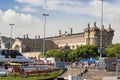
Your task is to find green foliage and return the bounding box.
[38,52,43,59]
[105,47,115,57]
[68,50,78,60]
[46,49,63,58]
[61,49,71,61]
[68,45,98,60]
[105,43,120,57]
[38,71,60,80]
[46,44,120,60]
[1,71,60,80]
[46,48,71,61]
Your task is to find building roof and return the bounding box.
[47,32,84,39]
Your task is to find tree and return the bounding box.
[78,45,98,58]
[105,44,120,57]
[46,49,55,57]
[61,49,71,62]
[46,49,63,60]
[105,47,115,57]
[68,45,99,60]
[68,50,78,61]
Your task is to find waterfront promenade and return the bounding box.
[58,65,116,80]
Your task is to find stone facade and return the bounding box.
[49,33,85,49]
[49,22,114,49]
[12,35,58,53]
[12,22,114,53]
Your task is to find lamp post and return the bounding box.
[9,24,15,49]
[99,0,105,58]
[42,14,49,57]
[0,33,1,48]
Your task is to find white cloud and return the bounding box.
[22,6,37,13]
[0,10,3,18]
[15,0,120,19]
[43,0,60,10]
[15,0,101,16]
[2,9,39,25]
[0,9,42,38]
[15,6,37,13]
[16,0,45,6]
[15,6,19,10]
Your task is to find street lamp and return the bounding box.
[42,13,49,57]
[9,24,15,49]
[0,33,1,48]
[99,0,105,58]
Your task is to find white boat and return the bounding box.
[0,36,32,65]
[0,49,32,65]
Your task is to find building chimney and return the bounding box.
[94,22,96,27]
[109,24,111,28]
[38,35,40,39]
[70,28,73,34]
[26,34,28,38]
[35,35,37,39]
[59,30,61,36]
[88,23,90,28]
[23,35,25,38]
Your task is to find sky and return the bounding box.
[0,0,120,43]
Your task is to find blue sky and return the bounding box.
[0,0,120,43]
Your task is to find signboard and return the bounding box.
[55,61,65,68]
[98,47,105,54]
[106,57,116,71]
[68,75,82,80]
[99,58,106,70]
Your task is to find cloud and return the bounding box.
[43,0,60,10]
[16,0,45,6]
[0,10,3,18]
[15,6,19,10]
[0,9,42,38]
[21,6,37,13]
[15,0,120,19]
[1,9,39,25]
[15,0,101,17]
[15,5,37,13]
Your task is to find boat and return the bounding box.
[0,49,32,65]
[0,37,32,65]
